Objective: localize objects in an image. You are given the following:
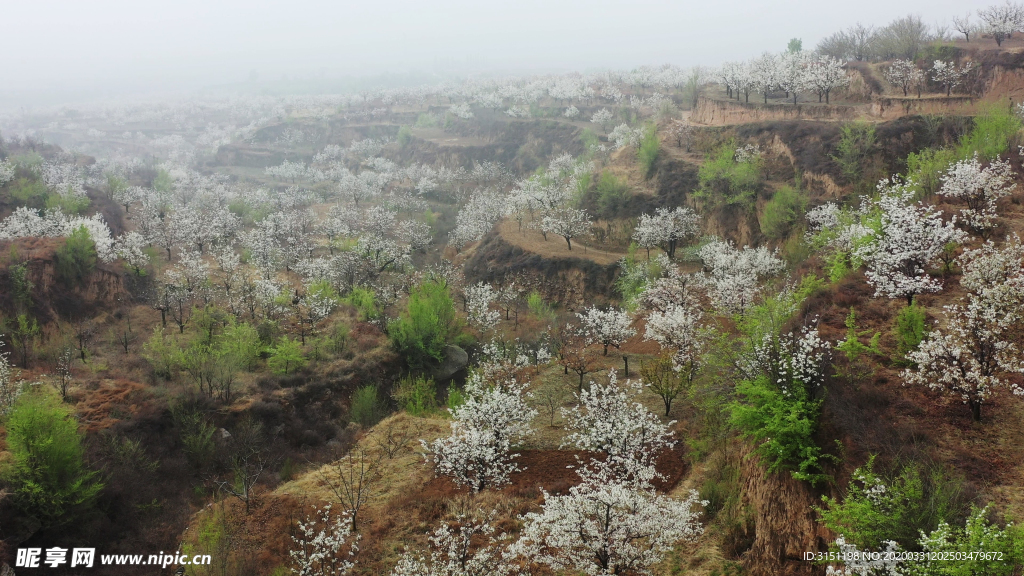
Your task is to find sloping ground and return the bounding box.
[463,227,619,308]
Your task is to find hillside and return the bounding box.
[5,10,1024,576]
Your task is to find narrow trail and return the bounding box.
[496,219,627,265]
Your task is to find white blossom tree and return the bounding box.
[423,374,536,492]
[938,153,1016,235]
[541,207,591,251]
[289,505,359,576]
[115,231,150,275]
[978,2,1024,46]
[855,179,966,304]
[904,238,1024,421]
[931,60,975,96]
[561,370,674,479]
[696,240,785,313]
[465,282,500,331]
[510,463,704,576]
[390,514,514,576]
[883,59,925,97]
[804,55,850,104]
[591,108,615,129]
[576,307,635,356]
[632,207,700,259]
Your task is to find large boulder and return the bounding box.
[430,345,468,382]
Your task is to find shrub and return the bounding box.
[268,337,306,374]
[697,141,762,209]
[831,122,876,185]
[388,280,461,368]
[350,385,384,427]
[2,393,103,527]
[143,327,180,380]
[344,287,379,323]
[637,123,660,178]
[959,106,1021,161]
[729,374,831,484]
[397,125,413,148]
[9,177,49,208]
[171,404,217,470]
[446,383,465,412]
[45,193,90,214]
[392,374,438,416]
[55,225,96,286]
[894,300,927,362]
[219,321,263,371]
[760,185,807,239]
[527,291,556,323]
[595,170,629,215]
[816,456,972,551]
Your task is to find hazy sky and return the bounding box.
[1,0,987,105]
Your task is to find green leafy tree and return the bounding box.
[2,393,103,527]
[831,122,876,185]
[268,337,306,374]
[637,123,660,179]
[6,313,40,368]
[760,185,807,239]
[388,280,461,368]
[895,300,927,361]
[219,321,263,371]
[55,225,96,286]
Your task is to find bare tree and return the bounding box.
[316,447,384,530]
[373,419,418,459]
[217,418,271,513]
[953,13,975,41]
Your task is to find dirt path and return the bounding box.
[497,219,626,265]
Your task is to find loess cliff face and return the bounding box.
[0,237,127,323]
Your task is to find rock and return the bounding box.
[430,345,469,382]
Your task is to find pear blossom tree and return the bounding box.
[931,60,975,96]
[644,300,708,389]
[806,55,850,104]
[465,282,500,331]
[289,505,359,576]
[904,237,1024,421]
[854,179,967,304]
[510,463,704,576]
[938,154,1016,236]
[391,514,513,576]
[884,59,925,97]
[952,13,976,42]
[541,207,591,251]
[696,240,786,313]
[115,231,151,275]
[560,370,674,478]
[576,307,635,356]
[423,374,536,492]
[978,2,1024,46]
[632,207,700,259]
[591,108,615,129]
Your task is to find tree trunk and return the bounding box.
[623,355,629,377]
[971,400,981,422]
[565,237,572,250]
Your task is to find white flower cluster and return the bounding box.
[745,324,829,393]
[938,153,1016,233]
[448,103,474,119]
[607,124,645,150]
[512,463,704,576]
[645,300,707,370]
[561,369,674,479]
[0,207,117,262]
[0,159,15,186]
[575,307,635,355]
[632,207,700,258]
[423,374,536,492]
[696,239,785,313]
[464,282,500,331]
[390,514,512,576]
[289,505,359,576]
[855,179,966,302]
